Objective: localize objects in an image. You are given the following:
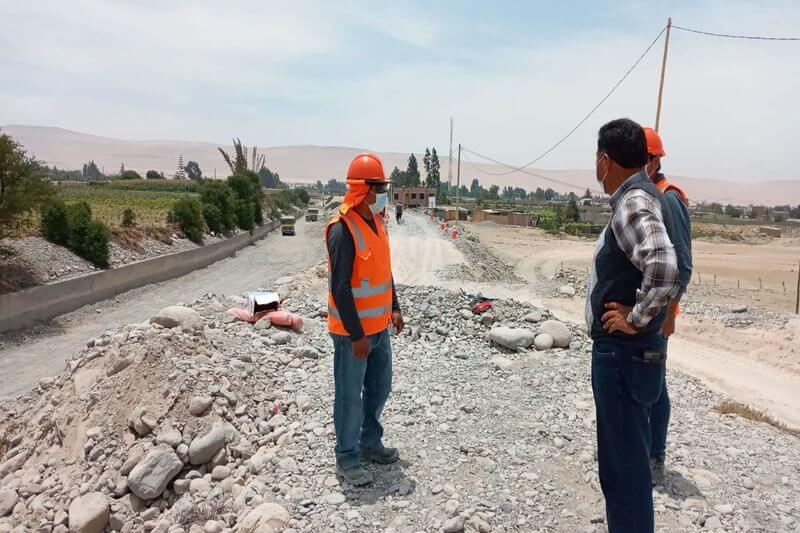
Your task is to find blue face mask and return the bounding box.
[369,192,388,214]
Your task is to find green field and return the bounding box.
[56,182,196,228]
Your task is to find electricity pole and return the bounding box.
[448,117,454,188]
[795,258,799,314]
[655,17,672,132]
[455,143,461,230]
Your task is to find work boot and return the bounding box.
[336,465,373,486]
[362,445,400,465]
[650,456,666,487]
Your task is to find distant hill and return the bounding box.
[3,125,799,205]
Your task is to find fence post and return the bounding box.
[759,277,763,290]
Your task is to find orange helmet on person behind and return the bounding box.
[643,127,665,157]
[346,152,390,184]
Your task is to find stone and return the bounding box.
[488,326,536,349]
[254,317,272,331]
[704,516,723,529]
[68,492,109,533]
[0,450,28,479]
[325,492,346,506]
[558,285,576,297]
[189,478,211,496]
[714,504,734,515]
[731,305,748,313]
[524,311,542,323]
[459,309,473,320]
[291,345,320,359]
[742,477,755,490]
[150,306,204,331]
[480,314,494,327]
[533,333,553,351]
[271,331,293,345]
[189,422,227,465]
[0,488,18,516]
[211,465,231,481]
[127,445,183,500]
[238,502,290,532]
[189,396,213,417]
[538,320,572,348]
[443,516,465,533]
[156,421,183,447]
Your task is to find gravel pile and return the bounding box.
[437,232,523,283]
[0,237,98,287]
[0,265,798,532]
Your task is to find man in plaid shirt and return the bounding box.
[586,118,680,533]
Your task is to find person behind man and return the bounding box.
[326,152,405,486]
[642,127,693,486]
[395,202,403,223]
[587,118,680,532]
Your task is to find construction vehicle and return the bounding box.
[280,216,296,236]
[305,208,319,222]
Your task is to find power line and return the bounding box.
[469,25,667,176]
[672,25,800,41]
[461,147,602,194]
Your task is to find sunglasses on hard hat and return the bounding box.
[369,182,389,194]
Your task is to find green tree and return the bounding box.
[257,167,282,188]
[146,170,163,180]
[0,132,53,238]
[83,220,110,268]
[390,167,407,187]
[724,204,742,218]
[406,154,420,186]
[429,148,441,189]
[82,161,104,182]
[564,198,580,222]
[121,208,136,228]
[169,197,205,242]
[489,184,500,199]
[423,148,431,178]
[40,199,69,245]
[120,170,142,180]
[200,181,237,232]
[470,178,480,196]
[65,201,92,254]
[184,161,202,181]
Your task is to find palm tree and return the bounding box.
[218,138,266,175]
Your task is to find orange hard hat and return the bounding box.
[346,152,390,183]
[643,127,666,157]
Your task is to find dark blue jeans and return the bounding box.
[592,334,666,533]
[331,328,393,469]
[649,338,670,461]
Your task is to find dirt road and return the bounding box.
[0,217,327,398]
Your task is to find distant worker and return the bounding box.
[587,119,680,532]
[643,127,693,487]
[325,152,405,486]
[395,202,403,223]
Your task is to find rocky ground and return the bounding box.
[1,247,799,532]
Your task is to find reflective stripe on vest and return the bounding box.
[327,304,393,320]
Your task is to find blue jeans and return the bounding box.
[649,338,670,461]
[331,328,393,469]
[591,335,666,533]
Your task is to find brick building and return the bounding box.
[392,186,437,208]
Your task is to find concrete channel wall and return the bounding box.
[0,220,281,332]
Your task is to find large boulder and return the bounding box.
[68,492,109,533]
[238,502,290,532]
[488,326,536,349]
[188,422,227,465]
[127,445,183,500]
[150,306,203,331]
[538,320,572,348]
[558,285,576,297]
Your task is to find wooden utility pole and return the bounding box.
[448,117,454,187]
[455,143,462,230]
[795,258,800,314]
[655,17,672,132]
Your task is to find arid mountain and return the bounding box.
[3,125,798,205]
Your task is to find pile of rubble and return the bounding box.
[1,265,799,532]
[437,233,523,283]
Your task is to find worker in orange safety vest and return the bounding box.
[325,152,405,486]
[643,127,693,487]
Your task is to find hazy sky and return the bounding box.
[1,1,799,182]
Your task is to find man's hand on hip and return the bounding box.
[391,311,405,334]
[352,336,369,359]
[602,302,638,335]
